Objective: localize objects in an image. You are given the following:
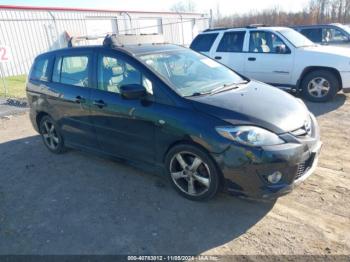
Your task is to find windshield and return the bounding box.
[278,28,316,47]
[338,24,350,34]
[138,49,245,97]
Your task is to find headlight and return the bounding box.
[215,126,285,147]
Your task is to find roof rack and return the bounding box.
[203,24,269,32]
[68,33,165,48]
[246,24,268,28]
[203,27,232,32]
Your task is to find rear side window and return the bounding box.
[190,33,218,52]
[217,31,245,52]
[52,55,89,87]
[30,57,50,81]
[300,28,322,43]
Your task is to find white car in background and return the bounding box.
[190,26,350,102]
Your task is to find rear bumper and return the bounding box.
[29,108,39,133]
[340,71,350,93]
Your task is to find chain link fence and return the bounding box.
[0,7,209,99]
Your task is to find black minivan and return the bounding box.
[27,36,322,201]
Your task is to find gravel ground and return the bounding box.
[0,93,349,255]
[0,98,28,118]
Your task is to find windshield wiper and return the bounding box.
[186,91,212,97]
[185,81,248,97]
[209,81,248,95]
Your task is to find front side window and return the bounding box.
[53,55,89,87]
[322,28,349,43]
[249,31,289,53]
[98,54,153,95]
[217,31,245,52]
[139,49,245,97]
[31,57,50,81]
[190,33,218,52]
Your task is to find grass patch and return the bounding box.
[0,75,27,99]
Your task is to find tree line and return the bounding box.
[214,0,350,27]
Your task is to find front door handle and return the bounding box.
[75,95,86,104]
[214,56,222,60]
[93,100,107,108]
[248,57,256,61]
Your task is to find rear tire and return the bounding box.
[39,115,66,154]
[301,70,339,102]
[165,144,221,201]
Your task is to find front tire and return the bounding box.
[301,70,339,102]
[39,115,66,154]
[165,144,221,201]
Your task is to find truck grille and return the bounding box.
[295,154,315,180]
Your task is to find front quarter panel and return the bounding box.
[154,101,231,164]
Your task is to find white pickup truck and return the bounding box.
[190,26,350,102]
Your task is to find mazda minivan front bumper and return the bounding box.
[212,115,322,199]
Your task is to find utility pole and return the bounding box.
[209,9,213,29]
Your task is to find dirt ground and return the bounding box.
[0,94,349,256]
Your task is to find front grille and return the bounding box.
[291,127,308,137]
[291,117,313,138]
[295,154,315,180]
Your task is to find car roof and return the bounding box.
[118,43,185,56]
[200,26,290,34]
[292,23,343,28]
[37,43,186,59]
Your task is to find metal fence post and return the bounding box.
[0,63,8,97]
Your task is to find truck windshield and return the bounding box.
[338,24,350,34]
[278,28,316,47]
[138,49,245,97]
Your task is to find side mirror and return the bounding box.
[275,44,288,54]
[120,84,147,100]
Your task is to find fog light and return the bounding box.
[267,171,282,184]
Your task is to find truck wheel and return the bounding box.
[301,70,339,102]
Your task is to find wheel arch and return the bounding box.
[163,138,225,188]
[297,66,342,91]
[35,111,50,131]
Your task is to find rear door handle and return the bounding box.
[248,57,256,61]
[214,56,222,60]
[75,95,86,104]
[93,100,107,108]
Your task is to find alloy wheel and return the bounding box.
[307,77,330,98]
[41,120,59,150]
[169,151,211,196]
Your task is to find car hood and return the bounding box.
[299,45,350,58]
[187,81,310,134]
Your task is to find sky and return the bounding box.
[0,0,310,15]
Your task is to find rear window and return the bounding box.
[190,33,218,52]
[52,55,89,87]
[217,31,245,52]
[30,56,50,81]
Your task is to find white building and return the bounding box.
[0,5,209,76]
